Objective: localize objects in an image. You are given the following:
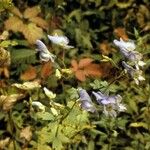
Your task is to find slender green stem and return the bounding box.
[55,101,77,137]
[8,111,17,150]
[104,71,125,94]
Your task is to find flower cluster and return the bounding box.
[92,91,126,117]
[48,34,74,49]
[113,38,145,85]
[36,34,73,62]
[36,39,56,62]
[78,88,126,117]
[78,87,96,113]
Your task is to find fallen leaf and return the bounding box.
[78,58,93,68]
[84,64,102,77]
[75,70,86,81]
[71,58,102,81]
[40,62,53,78]
[20,66,37,81]
[114,27,128,41]
[99,41,111,55]
[71,59,78,72]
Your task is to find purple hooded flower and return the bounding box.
[78,87,96,113]
[92,91,120,105]
[113,38,146,69]
[122,61,145,85]
[114,38,136,51]
[48,34,74,49]
[92,91,126,117]
[36,40,56,62]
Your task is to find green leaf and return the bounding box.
[67,87,79,100]
[36,112,55,121]
[52,137,63,150]
[88,140,95,150]
[90,79,108,90]
[11,49,37,64]
[130,122,148,129]
[0,40,18,47]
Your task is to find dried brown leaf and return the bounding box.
[20,66,37,81]
[75,70,86,81]
[114,27,128,41]
[84,64,102,77]
[78,58,93,68]
[24,6,41,19]
[71,59,78,72]
[41,62,53,78]
[99,41,111,55]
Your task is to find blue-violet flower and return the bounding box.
[36,40,56,62]
[48,34,74,49]
[78,87,96,113]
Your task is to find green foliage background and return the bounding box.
[0,0,150,150]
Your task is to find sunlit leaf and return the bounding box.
[20,126,32,141]
[29,17,48,29]
[0,137,10,149]
[22,23,44,44]
[23,6,41,19]
[0,94,24,111]
[10,6,22,18]
[4,16,24,32]
[116,0,133,8]
[130,122,148,129]
[12,80,41,90]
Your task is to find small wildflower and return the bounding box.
[92,91,126,117]
[122,61,145,85]
[12,80,41,90]
[51,107,59,116]
[103,105,117,118]
[78,87,96,113]
[61,68,72,74]
[48,34,74,49]
[55,69,62,79]
[92,91,119,105]
[43,87,56,99]
[36,40,56,62]
[113,38,136,51]
[32,101,45,111]
[113,38,145,69]
[117,103,126,112]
